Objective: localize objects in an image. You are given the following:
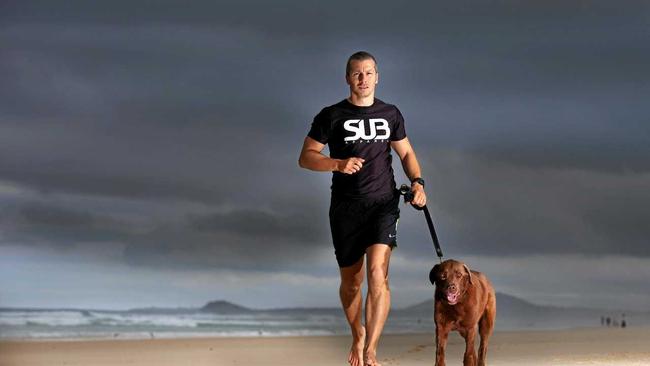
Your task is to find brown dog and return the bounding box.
[429,259,496,366]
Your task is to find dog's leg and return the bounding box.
[478,294,496,366]
[460,326,477,366]
[434,323,451,366]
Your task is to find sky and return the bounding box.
[1,1,649,311]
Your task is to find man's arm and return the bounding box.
[298,136,365,174]
[391,137,426,207]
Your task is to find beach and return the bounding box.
[1,326,649,366]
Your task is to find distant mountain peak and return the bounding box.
[200,300,251,314]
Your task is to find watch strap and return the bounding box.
[411,177,425,187]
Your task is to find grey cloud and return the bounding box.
[0,197,331,271]
[395,149,650,259]
[1,0,650,310]
[3,1,648,33]
[189,208,325,243]
[123,209,331,271]
[0,203,133,247]
[579,179,650,249]
[0,21,324,205]
[2,1,649,210]
[1,1,649,268]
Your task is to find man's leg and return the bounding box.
[339,256,366,366]
[364,244,392,366]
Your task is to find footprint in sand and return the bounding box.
[407,344,429,353]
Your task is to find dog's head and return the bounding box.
[429,259,473,305]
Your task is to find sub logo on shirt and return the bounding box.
[343,118,390,143]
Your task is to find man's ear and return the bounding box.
[463,264,473,285]
[429,264,440,286]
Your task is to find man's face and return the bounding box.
[346,59,378,99]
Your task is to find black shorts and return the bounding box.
[329,189,401,268]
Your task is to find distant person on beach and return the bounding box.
[299,51,426,366]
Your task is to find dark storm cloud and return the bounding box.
[121,206,330,271]
[0,202,133,247]
[0,198,329,270]
[388,23,650,173]
[397,150,650,258]
[2,1,649,197]
[1,0,649,273]
[189,208,324,243]
[0,14,326,269]
[0,19,324,205]
[3,1,647,34]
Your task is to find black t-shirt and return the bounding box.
[308,98,407,199]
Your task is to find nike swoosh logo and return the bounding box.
[389,234,397,238]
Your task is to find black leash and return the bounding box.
[399,184,444,263]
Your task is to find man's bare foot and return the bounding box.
[364,349,382,366]
[348,326,365,366]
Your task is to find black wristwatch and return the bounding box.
[411,177,425,187]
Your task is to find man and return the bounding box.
[298,51,426,366]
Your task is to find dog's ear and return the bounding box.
[429,264,440,286]
[463,264,473,285]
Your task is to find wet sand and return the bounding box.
[1,326,649,366]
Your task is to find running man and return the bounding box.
[298,51,426,366]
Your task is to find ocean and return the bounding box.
[4,293,633,339]
[0,308,434,340]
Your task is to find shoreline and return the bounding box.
[2,326,649,366]
[0,324,636,343]
[0,324,640,342]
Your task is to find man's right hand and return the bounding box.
[337,157,365,174]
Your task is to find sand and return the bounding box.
[1,326,649,366]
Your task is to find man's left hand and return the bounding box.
[411,183,426,207]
